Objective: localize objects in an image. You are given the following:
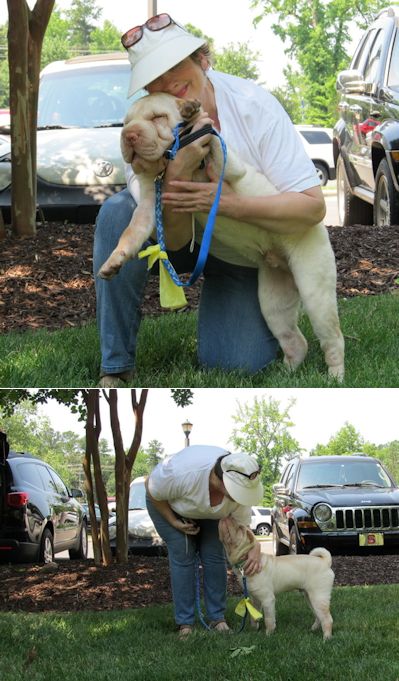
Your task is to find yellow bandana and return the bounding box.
[235,598,263,621]
[138,244,187,310]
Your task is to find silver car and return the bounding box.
[0,53,144,223]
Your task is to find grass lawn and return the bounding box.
[1,294,398,387]
[0,585,398,681]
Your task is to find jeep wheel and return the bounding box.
[256,523,271,537]
[336,154,373,225]
[374,158,399,226]
[38,528,54,564]
[313,162,329,186]
[289,526,305,555]
[69,521,88,560]
[273,524,289,555]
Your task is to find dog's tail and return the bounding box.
[309,547,332,567]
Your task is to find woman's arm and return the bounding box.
[162,180,326,236]
[145,478,199,535]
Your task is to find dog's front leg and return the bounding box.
[98,176,156,280]
[260,595,277,635]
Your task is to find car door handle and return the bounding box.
[349,105,362,114]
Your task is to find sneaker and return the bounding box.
[210,620,231,633]
[97,370,134,388]
[178,624,194,639]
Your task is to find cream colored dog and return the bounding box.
[98,92,345,380]
[219,516,334,640]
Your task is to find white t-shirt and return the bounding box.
[148,444,251,525]
[126,70,319,266]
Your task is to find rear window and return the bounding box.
[15,462,45,490]
[129,480,147,510]
[299,130,332,144]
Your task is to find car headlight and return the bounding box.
[313,503,332,522]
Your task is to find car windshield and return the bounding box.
[297,460,392,490]
[37,63,131,129]
[129,480,147,510]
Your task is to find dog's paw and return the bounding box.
[97,251,127,279]
[328,364,345,382]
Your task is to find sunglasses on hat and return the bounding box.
[225,468,261,481]
[121,13,179,49]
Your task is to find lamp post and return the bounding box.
[182,419,193,447]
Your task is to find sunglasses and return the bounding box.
[225,468,261,481]
[121,13,177,49]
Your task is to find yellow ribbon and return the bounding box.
[138,244,188,310]
[235,598,263,621]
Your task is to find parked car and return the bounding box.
[272,454,399,555]
[250,506,272,536]
[80,502,101,529]
[333,6,399,225]
[294,125,335,186]
[0,449,88,563]
[0,53,145,223]
[108,476,166,555]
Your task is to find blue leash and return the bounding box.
[155,123,228,287]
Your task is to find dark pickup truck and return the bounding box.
[333,6,399,226]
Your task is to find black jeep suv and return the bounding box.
[0,444,88,563]
[272,454,399,555]
[333,7,399,226]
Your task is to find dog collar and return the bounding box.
[163,122,214,160]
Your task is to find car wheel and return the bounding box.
[313,161,329,186]
[38,528,55,564]
[336,154,373,226]
[374,158,399,226]
[273,524,289,555]
[289,526,305,555]
[256,523,271,537]
[69,521,88,560]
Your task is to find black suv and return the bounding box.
[0,446,88,563]
[333,7,399,226]
[272,454,399,555]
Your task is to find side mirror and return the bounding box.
[70,487,84,498]
[272,483,288,494]
[336,69,365,94]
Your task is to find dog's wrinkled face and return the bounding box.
[121,93,202,168]
[219,516,255,565]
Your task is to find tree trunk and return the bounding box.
[83,390,102,565]
[106,389,148,564]
[0,211,5,240]
[7,0,54,237]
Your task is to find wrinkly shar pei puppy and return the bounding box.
[98,93,345,380]
[219,516,334,640]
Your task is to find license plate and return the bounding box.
[358,532,384,547]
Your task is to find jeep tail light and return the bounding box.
[7,492,29,507]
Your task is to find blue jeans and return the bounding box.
[146,496,227,626]
[93,189,278,374]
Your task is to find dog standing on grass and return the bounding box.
[98,92,345,381]
[219,515,334,640]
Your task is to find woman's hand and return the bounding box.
[243,542,262,576]
[162,176,235,213]
[165,111,214,180]
[173,518,200,535]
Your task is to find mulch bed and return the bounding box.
[1,222,398,334]
[0,552,398,613]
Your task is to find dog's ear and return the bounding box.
[176,98,202,122]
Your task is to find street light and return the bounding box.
[182,419,193,447]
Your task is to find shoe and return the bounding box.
[210,620,231,632]
[178,624,194,639]
[97,370,134,388]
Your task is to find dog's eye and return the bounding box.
[152,115,167,123]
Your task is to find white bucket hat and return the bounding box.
[125,18,206,97]
[221,452,263,506]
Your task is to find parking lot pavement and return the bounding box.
[56,535,94,561]
[258,537,273,555]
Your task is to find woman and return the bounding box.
[93,14,325,386]
[145,446,264,637]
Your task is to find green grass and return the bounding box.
[0,585,398,681]
[1,294,398,387]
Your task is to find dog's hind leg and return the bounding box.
[258,263,308,371]
[288,227,345,381]
[306,591,333,640]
